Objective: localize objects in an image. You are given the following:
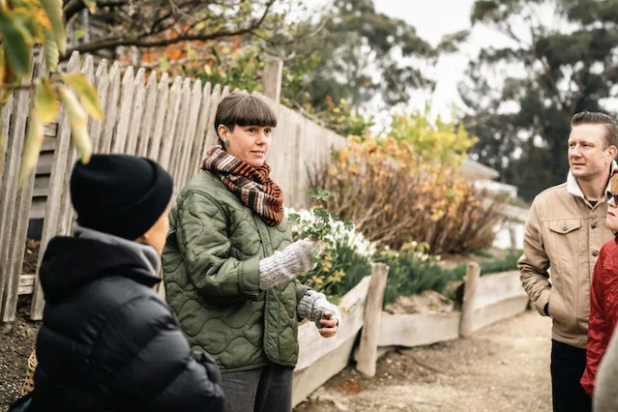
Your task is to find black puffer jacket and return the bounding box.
[29,227,225,412]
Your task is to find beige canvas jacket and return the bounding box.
[518,166,616,348]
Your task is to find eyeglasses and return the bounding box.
[607,191,618,204]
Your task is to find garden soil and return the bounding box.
[294,310,552,412]
[1,239,41,411]
[0,296,39,411]
[385,291,454,315]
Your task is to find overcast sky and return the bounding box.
[374,1,477,47]
[299,0,520,124]
[374,0,485,120]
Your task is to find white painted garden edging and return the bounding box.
[293,275,371,405]
[375,270,527,349]
[471,270,528,332]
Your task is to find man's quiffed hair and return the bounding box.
[572,111,618,149]
[214,92,277,139]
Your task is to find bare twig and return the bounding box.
[64,0,276,55]
[0,84,34,92]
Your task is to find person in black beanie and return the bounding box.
[16,154,225,412]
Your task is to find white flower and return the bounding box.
[285,207,377,259]
[324,234,336,244]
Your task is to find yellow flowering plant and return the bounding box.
[310,131,506,255]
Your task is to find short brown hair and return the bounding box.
[214,92,277,138]
[571,111,618,148]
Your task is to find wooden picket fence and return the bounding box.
[0,51,346,322]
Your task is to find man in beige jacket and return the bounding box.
[519,111,618,412]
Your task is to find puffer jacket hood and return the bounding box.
[31,228,225,412]
[39,229,160,304]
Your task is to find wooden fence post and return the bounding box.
[460,262,481,338]
[509,224,518,249]
[356,263,388,377]
[262,60,283,104]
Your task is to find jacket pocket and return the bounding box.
[548,219,581,236]
[548,289,565,323]
[547,219,581,264]
[548,290,576,336]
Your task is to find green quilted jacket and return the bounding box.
[162,170,310,372]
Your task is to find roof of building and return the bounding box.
[460,158,500,180]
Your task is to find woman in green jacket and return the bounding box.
[162,92,341,412]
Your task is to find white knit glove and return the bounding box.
[297,290,342,329]
[258,240,322,290]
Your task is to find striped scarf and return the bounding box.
[200,146,285,226]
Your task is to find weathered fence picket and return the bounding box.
[99,61,121,155]
[125,68,146,156]
[30,53,82,320]
[177,79,203,190]
[90,59,109,152]
[136,71,158,158]
[204,83,221,152]
[148,73,169,161]
[168,78,192,197]
[187,82,212,183]
[0,94,14,315]
[58,55,84,237]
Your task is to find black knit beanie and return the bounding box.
[70,154,174,240]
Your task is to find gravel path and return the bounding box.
[295,310,553,412]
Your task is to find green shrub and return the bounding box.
[442,249,522,281]
[376,248,522,306]
[314,242,373,297]
[472,249,494,259]
[374,250,449,305]
[295,241,373,298]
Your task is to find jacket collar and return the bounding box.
[73,223,160,274]
[567,161,618,200]
[39,225,161,304]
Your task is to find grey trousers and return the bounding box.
[219,364,294,412]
